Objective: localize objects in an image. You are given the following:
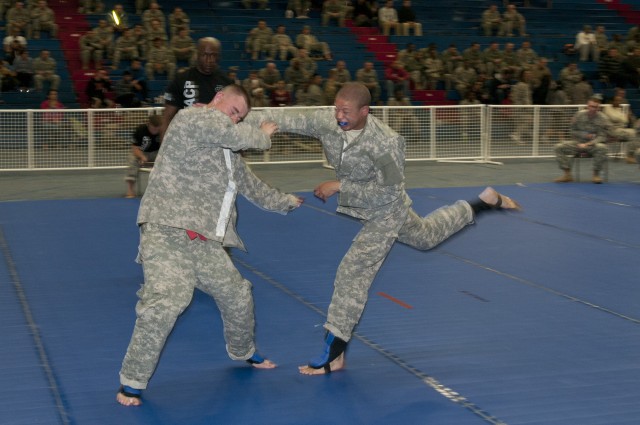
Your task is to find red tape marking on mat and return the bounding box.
[377,292,413,309]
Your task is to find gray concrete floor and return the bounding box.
[1,158,638,202]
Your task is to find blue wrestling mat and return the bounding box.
[1,183,639,425]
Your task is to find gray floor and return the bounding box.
[1,158,639,202]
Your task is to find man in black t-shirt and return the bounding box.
[125,115,162,198]
[161,37,233,139]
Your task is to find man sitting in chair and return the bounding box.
[554,94,609,184]
[125,115,162,197]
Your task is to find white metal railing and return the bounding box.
[0,104,619,171]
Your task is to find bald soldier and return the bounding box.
[246,82,521,375]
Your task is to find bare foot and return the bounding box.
[116,391,142,407]
[251,358,277,369]
[298,353,345,375]
[478,187,522,211]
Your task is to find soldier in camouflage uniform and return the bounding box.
[93,19,115,60]
[145,37,176,80]
[170,27,195,67]
[554,95,609,184]
[246,82,521,375]
[245,20,273,61]
[355,61,381,104]
[112,28,139,69]
[79,29,105,69]
[30,0,57,39]
[117,84,303,406]
[33,49,59,91]
[168,6,189,37]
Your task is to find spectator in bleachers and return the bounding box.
[322,0,345,27]
[558,62,582,102]
[3,28,27,65]
[38,89,66,150]
[131,24,147,59]
[441,43,463,75]
[625,23,640,52]
[423,49,444,90]
[243,0,269,9]
[530,57,551,105]
[112,28,139,69]
[397,0,421,36]
[0,59,18,91]
[396,42,416,65]
[594,26,609,62]
[324,68,339,104]
[554,94,608,184]
[145,18,168,52]
[352,0,374,27]
[598,47,626,88]
[569,74,593,105]
[284,58,310,94]
[483,42,503,77]
[384,59,410,100]
[295,48,317,76]
[516,40,538,71]
[258,62,281,94]
[7,2,31,38]
[145,37,176,81]
[242,69,265,98]
[135,0,150,15]
[12,48,34,91]
[125,114,162,198]
[401,49,424,89]
[303,73,326,105]
[94,19,115,60]
[78,0,104,14]
[86,68,115,107]
[602,94,637,164]
[296,25,332,61]
[481,4,502,37]
[378,0,400,36]
[288,0,311,18]
[33,48,59,92]
[115,70,143,107]
[107,3,129,36]
[501,4,526,37]
[487,67,514,104]
[463,42,486,74]
[608,33,627,56]
[126,58,148,101]
[387,87,419,138]
[30,0,57,39]
[141,2,165,31]
[270,79,292,106]
[80,29,105,70]
[168,7,190,38]
[501,42,521,75]
[270,24,298,61]
[170,27,196,68]
[542,80,572,144]
[332,59,351,90]
[575,25,597,62]
[452,60,477,100]
[0,0,12,20]
[355,61,381,104]
[623,47,640,87]
[246,20,274,61]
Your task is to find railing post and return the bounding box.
[27,110,35,169]
[87,109,95,167]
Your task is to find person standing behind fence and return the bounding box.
[125,114,162,198]
[160,37,233,139]
[554,94,609,184]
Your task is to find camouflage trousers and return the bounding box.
[119,223,257,389]
[325,200,474,342]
